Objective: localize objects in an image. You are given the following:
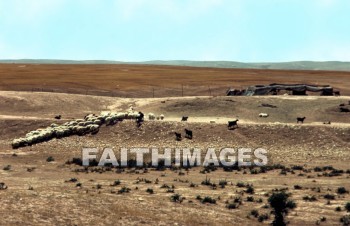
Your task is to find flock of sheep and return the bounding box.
[11,110,146,149]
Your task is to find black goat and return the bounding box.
[228,120,239,130]
[334,91,340,96]
[297,117,306,123]
[136,111,144,128]
[340,107,350,112]
[181,116,189,121]
[54,115,61,120]
[184,129,193,139]
[175,132,182,141]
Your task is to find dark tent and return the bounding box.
[239,83,334,96]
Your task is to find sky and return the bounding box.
[0,0,349,62]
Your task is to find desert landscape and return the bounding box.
[0,64,349,225]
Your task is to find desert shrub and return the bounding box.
[268,191,296,226]
[146,188,154,194]
[46,156,55,162]
[233,196,242,204]
[246,185,255,194]
[226,202,239,209]
[236,181,246,187]
[160,184,170,189]
[3,165,11,171]
[189,182,196,187]
[303,195,317,202]
[111,180,121,186]
[337,187,348,194]
[201,196,216,204]
[324,194,335,200]
[247,196,255,202]
[258,213,269,222]
[340,215,350,226]
[294,185,302,190]
[336,207,342,212]
[118,186,131,194]
[345,202,350,212]
[250,209,259,218]
[170,194,182,203]
[291,165,304,170]
[219,179,227,188]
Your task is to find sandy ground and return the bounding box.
[0,91,350,225]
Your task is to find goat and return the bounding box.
[175,132,182,141]
[259,113,269,117]
[54,115,61,120]
[184,129,193,139]
[0,182,7,190]
[297,117,306,123]
[228,120,239,130]
[181,116,189,121]
[340,107,350,112]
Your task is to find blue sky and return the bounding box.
[0,0,349,62]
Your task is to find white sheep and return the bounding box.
[259,113,269,118]
[148,113,155,120]
[160,114,165,120]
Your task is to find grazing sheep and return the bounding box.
[0,182,7,190]
[340,107,350,112]
[259,113,269,118]
[54,115,61,120]
[184,129,193,139]
[181,116,189,121]
[228,120,239,130]
[160,114,164,120]
[148,113,155,120]
[297,117,306,123]
[175,132,182,141]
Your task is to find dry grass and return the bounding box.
[1,63,350,97]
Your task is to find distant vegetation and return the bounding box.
[1,59,350,71]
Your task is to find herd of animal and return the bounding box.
[12,99,349,148]
[11,110,144,149]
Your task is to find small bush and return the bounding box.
[170,194,182,203]
[201,196,216,204]
[250,209,259,218]
[340,215,350,226]
[303,195,317,202]
[345,202,350,212]
[337,187,348,194]
[118,186,131,194]
[46,156,55,162]
[3,165,11,171]
[246,186,255,194]
[336,207,342,212]
[236,181,246,188]
[146,188,154,194]
[226,202,239,209]
[219,179,228,188]
[294,185,302,190]
[258,213,269,222]
[324,194,335,200]
[247,196,255,202]
[111,180,121,186]
[286,200,296,209]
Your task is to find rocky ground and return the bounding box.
[0,91,350,225]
